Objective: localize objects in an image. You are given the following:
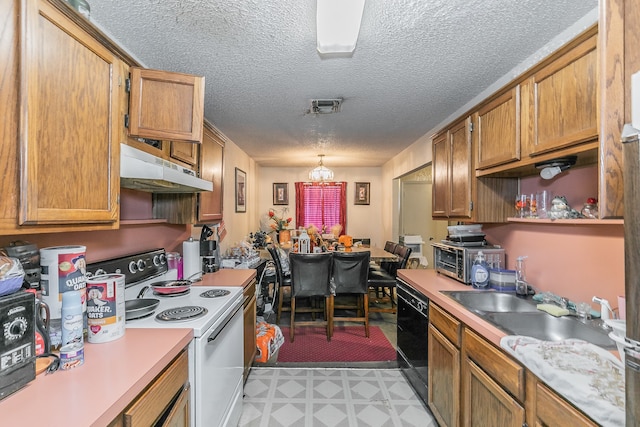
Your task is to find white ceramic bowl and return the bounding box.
[608,331,630,365]
[604,319,626,338]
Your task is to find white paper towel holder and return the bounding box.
[183,237,202,281]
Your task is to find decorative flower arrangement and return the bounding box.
[268,208,292,231]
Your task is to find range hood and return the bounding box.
[120,143,213,193]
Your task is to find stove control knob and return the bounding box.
[95,268,106,276]
[136,259,146,272]
[6,317,28,339]
[128,261,137,274]
[157,253,167,265]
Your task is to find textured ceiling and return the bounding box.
[90,0,598,168]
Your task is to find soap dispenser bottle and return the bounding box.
[515,256,529,296]
[471,251,489,288]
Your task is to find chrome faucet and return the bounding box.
[592,296,615,320]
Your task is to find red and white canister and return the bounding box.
[86,273,126,343]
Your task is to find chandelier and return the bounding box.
[309,155,334,181]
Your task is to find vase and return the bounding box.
[278,229,291,244]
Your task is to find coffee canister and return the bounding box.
[86,273,125,343]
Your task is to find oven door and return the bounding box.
[194,299,244,427]
[396,281,429,404]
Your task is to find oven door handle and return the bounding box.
[207,300,243,343]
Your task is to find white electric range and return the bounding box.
[87,249,244,427]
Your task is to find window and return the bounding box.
[295,182,347,234]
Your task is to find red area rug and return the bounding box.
[277,326,396,363]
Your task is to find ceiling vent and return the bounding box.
[310,98,342,114]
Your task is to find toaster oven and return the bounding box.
[432,241,505,284]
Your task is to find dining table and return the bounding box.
[345,245,398,262]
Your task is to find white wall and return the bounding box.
[255,166,385,247]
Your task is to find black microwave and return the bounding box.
[431,242,505,284]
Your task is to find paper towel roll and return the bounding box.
[183,238,202,280]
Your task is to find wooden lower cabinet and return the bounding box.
[428,324,460,427]
[243,279,257,383]
[109,350,190,427]
[463,358,525,427]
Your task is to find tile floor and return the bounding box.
[243,293,437,426]
[239,367,437,427]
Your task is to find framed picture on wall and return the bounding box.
[235,168,246,213]
[355,182,370,205]
[273,183,289,205]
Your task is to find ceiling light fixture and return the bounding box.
[535,156,577,180]
[309,155,334,181]
[316,0,366,54]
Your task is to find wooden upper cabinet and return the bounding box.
[432,132,449,218]
[18,0,120,225]
[526,33,598,156]
[128,67,204,144]
[198,124,224,222]
[449,118,473,218]
[475,86,520,169]
[171,142,198,166]
[432,118,472,219]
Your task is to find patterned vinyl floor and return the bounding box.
[239,367,437,427]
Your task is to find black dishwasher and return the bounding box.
[396,279,430,404]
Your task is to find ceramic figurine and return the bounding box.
[547,196,583,219]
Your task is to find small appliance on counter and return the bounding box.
[0,291,36,400]
[1,241,40,290]
[432,240,505,285]
[199,225,220,273]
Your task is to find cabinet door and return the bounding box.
[449,118,472,218]
[428,324,460,427]
[463,358,525,427]
[532,381,597,427]
[19,0,120,225]
[528,34,598,155]
[160,384,190,427]
[243,285,257,383]
[198,125,224,222]
[475,87,520,169]
[432,132,449,218]
[171,141,198,166]
[128,67,204,144]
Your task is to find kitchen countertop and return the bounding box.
[0,328,193,426]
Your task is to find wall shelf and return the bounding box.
[507,217,623,225]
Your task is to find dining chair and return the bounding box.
[332,251,371,337]
[368,244,412,314]
[289,252,334,342]
[266,245,291,324]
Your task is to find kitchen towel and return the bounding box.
[500,335,625,427]
[182,238,201,281]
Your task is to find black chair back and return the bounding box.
[390,245,413,276]
[289,253,333,298]
[332,251,370,294]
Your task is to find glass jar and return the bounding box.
[581,198,599,219]
[67,0,90,19]
[166,252,183,279]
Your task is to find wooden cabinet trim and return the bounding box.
[123,350,189,426]
[430,302,461,347]
[463,328,525,402]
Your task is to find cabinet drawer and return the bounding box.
[463,328,525,402]
[430,303,461,347]
[535,381,597,427]
[124,350,189,426]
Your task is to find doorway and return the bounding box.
[399,164,448,268]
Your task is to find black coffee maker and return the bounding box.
[1,241,40,290]
[199,225,219,273]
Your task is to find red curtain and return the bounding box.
[295,182,347,235]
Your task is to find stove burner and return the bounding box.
[200,289,231,298]
[156,306,208,322]
[154,289,191,297]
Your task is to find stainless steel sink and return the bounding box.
[441,290,539,313]
[483,312,615,349]
[440,290,615,349]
